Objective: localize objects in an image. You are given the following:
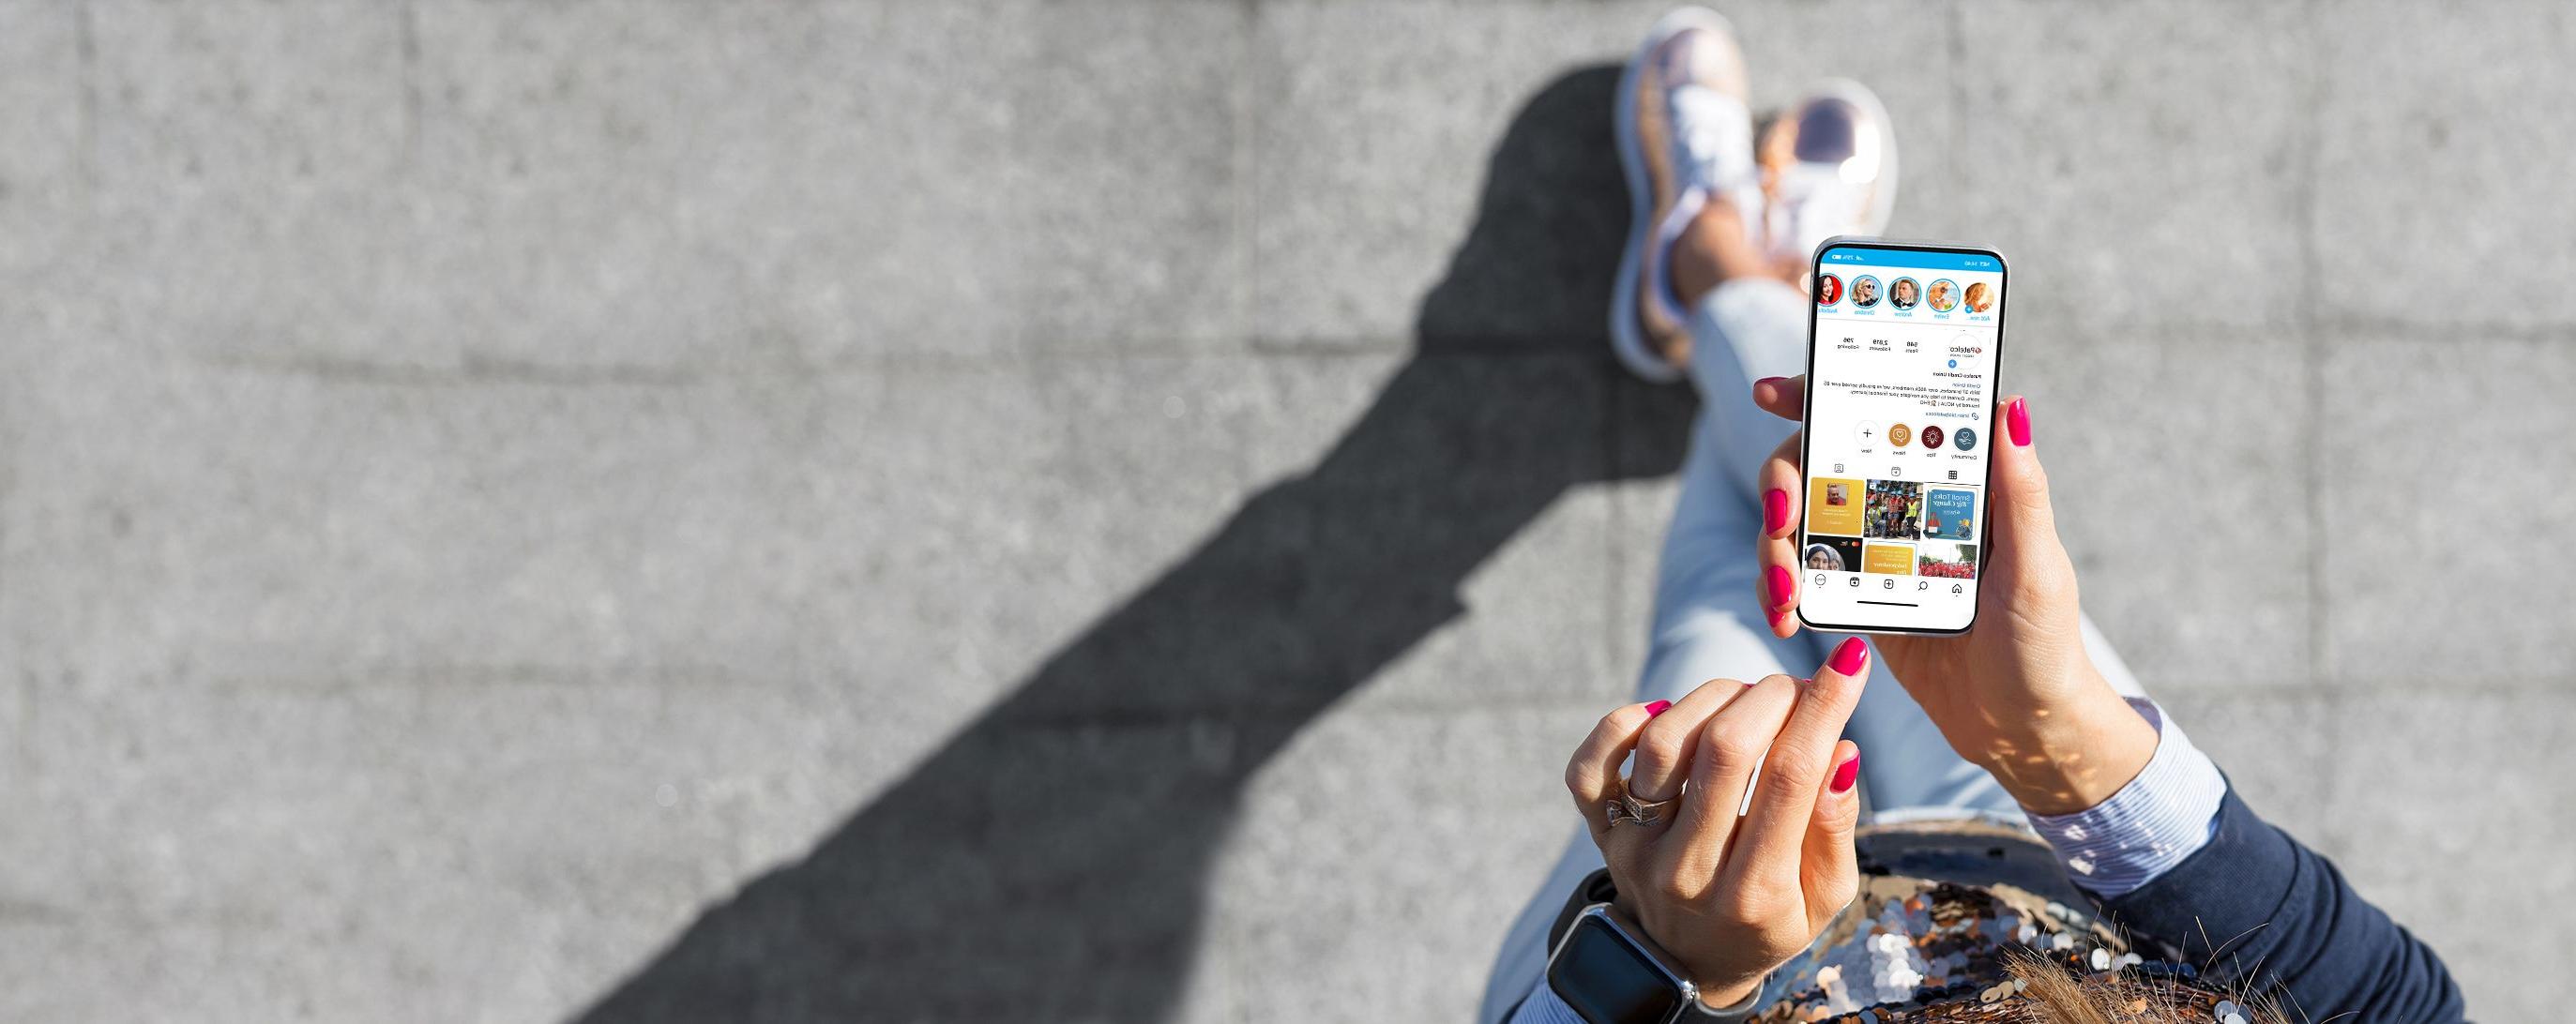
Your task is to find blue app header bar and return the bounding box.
[1818,246,2002,273]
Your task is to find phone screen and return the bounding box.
[1797,242,2006,635]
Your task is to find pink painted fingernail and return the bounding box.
[1827,636,1869,676]
[1830,750,1861,793]
[2008,398,2032,447]
[1765,565,1795,609]
[1644,700,1672,717]
[1763,489,1790,534]
[1766,608,1786,631]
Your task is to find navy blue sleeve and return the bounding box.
[2090,787,2467,1023]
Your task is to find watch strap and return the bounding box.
[1545,868,1619,953]
[1685,976,1765,1021]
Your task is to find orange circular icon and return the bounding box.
[1887,423,1913,447]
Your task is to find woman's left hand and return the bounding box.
[1746,377,2155,815]
[1562,639,1873,1008]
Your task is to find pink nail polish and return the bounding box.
[1765,565,1794,609]
[1766,608,1786,631]
[1827,637,1868,676]
[1763,489,1790,534]
[1644,700,1672,717]
[2007,398,2032,447]
[1830,751,1860,794]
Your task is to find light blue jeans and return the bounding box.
[1475,279,2145,1022]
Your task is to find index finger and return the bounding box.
[1722,637,1872,890]
[1565,702,1658,844]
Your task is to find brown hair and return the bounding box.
[1999,951,2291,1024]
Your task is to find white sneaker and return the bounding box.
[1612,8,1762,384]
[1761,80,1900,270]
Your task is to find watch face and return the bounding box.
[1547,915,1688,1024]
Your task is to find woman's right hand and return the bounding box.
[1747,378,2155,815]
[1563,640,1873,1009]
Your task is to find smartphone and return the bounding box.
[1796,238,2008,636]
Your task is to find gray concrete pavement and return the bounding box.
[2,1,2567,1020]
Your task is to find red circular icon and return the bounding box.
[1920,425,1945,450]
[1815,274,1842,305]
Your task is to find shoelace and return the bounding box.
[1667,84,1753,195]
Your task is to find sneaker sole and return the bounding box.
[1610,7,1736,385]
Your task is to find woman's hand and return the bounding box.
[1563,640,1872,1007]
[1749,379,2155,815]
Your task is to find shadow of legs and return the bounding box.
[576,65,1694,1023]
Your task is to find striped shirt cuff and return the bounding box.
[1508,986,1587,1024]
[2023,699,2229,899]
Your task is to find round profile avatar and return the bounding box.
[1889,277,1921,310]
[1802,543,1847,571]
[1964,281,1994,313]
[1927,279,1959,312]
[1849,275,1882,308]
[1815,273,1843,305]
[1887,423,1913,447]
[1919,425,1945,450]
[1951,426,1978,452]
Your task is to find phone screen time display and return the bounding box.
[1799,244,2004,634]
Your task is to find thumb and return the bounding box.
[1981,396,2089,635]
[1798,740,1862,926]
[1986,396,2063,563]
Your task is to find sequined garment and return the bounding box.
[1754,878,2138,1020]
[1741,819,2271,1022]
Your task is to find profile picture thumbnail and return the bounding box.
[1815,274,1843,305]
[1927,279,1959,312]
[1864,479,1921,540]
[1965,281,1994,313]
[1889,277,1921,310]
[1919,425,1945,450]
[1951,427,1979,452]
[1850,275,1882,309]
[1802,536,1861,573]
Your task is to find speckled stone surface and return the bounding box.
[0,2,2563,1021]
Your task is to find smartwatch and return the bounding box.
[1542,903,1764,1023]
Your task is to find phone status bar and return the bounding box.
[1818,247,2001,273]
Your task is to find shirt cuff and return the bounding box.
[1507,981,1587,1024]
[2023,698,2229,899]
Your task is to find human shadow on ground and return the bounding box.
[577,64,1695,1023]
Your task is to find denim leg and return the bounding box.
[1479,281,1825,1022]
[1477,280,2153,1020]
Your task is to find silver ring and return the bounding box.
[1606,778,1677,829]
